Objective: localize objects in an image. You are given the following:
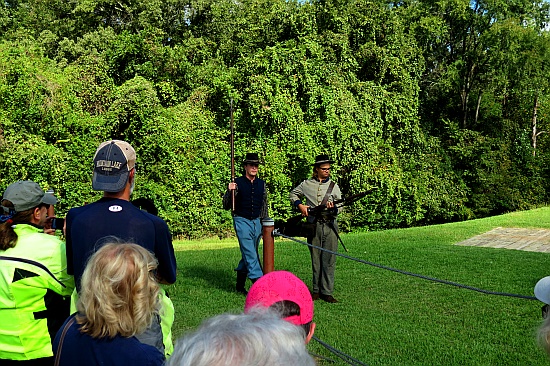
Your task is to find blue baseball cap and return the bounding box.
[92,140,136,192]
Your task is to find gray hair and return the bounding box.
[167,309,316,366]
[538,315,550,355]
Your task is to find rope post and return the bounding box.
[262,218,275,274]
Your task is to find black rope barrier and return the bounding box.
[273,231,538,301]
[308,351,338,364]
[312,336,369,366]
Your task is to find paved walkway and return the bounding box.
[455,227,550,253]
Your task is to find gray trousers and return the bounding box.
[308,221,338,295]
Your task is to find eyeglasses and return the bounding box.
[248,164,259,168]
[319,167,331,171]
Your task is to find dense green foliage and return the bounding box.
[1,0,550,237]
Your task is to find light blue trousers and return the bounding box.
[233,216,264,280]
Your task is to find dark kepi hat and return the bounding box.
[312,154,335,166]
[243,153,263,165]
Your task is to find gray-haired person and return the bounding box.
[535,276,550,355]
[167,309,316,366]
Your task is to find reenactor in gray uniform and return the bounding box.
[289,155,342,303]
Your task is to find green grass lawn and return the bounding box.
[168,207,550,365]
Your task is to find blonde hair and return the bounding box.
[76,243,160,339]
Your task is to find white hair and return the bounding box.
[167,309,316,366]
[538,315,550,355]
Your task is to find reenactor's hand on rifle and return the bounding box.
[297,203,310,217]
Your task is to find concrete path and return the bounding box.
[455,227,550,253]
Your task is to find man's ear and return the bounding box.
[33,207,42,219]
[305,322,316,344]
[29,206,42,225]
[128,168,136,185]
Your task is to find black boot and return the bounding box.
[236,271,248,295]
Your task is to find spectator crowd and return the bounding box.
[0,140,321,366]
[3,139,549,366]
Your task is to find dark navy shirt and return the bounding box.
[223,176,267,220]
[223,176,269,219]
[66,198,177,290]
[53,315,164,366]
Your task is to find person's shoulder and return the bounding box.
[53,314,78,348]
[8,232,60,259]
[67,204,87,217]
[67,199,106,218]
[61,314,79,335]
[130,204,170,229]
[33,232,66,257]
[38,231,64,246]
[131,205,165,222]
[84,199,144,217]
[126,337,165,366]
[290,179,307,191]
[8,227,67,268]
[18,225,63,246]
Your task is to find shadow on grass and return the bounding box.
[182,265,239,293]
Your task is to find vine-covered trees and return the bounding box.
[1,0,549,237]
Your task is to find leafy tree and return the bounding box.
[1,0,550,237]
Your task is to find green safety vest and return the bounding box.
[0,224,74,361]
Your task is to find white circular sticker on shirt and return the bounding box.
[109,205,123,212]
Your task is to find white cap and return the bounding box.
[534,276,550,304]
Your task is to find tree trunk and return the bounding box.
[461,84,469,129]
[532,94,539,157]
[475,91,482,125]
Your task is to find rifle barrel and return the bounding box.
[230,98,235,212]
[308,189,372,214]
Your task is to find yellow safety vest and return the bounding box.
[0,224,74,360]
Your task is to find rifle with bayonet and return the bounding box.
[276,188,376,246]
[305,189,372,218]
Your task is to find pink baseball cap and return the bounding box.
[244,271,313,325]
